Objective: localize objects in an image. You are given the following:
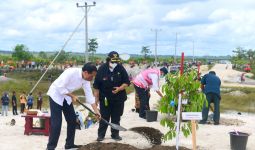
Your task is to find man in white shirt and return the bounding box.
[46,62,100,150]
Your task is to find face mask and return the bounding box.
[160,75,164,78]
[109,62,117,70]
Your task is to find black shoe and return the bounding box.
[111,135,122,141]
[96,136,104,142]
[214,122,219,125]
[139,115,146,119]
[65,144,82,149]
[198,121,206,124]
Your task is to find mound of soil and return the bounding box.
[79,142,191,150]
[129,127,163,145]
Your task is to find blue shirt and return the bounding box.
[201,73,221,96]
[1,95,9,105]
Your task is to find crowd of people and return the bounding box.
[1,50,222,150]
[1,91,43,116]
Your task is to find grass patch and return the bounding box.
[207,64,215,70]
[1,70,135,110]
[0,79,51,109]
[221,86,255,113]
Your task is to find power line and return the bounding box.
[29,15,85,95]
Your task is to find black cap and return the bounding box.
[108,51,120,63]
[160,67,168,76]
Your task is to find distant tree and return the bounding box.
[88,38,98,61]
[232,47,246,60]
[141,46,151,59]
[12,44,33,61]
[38,51,48,59]
[247,49,255,64]
[50,50,70,64]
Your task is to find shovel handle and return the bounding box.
[76,99,109,125]
[76,99,127,131]
[76,99,97,116]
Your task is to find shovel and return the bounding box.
[76,99,127,131]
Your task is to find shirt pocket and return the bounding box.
[102,76,113,89]
[113,72,122,84]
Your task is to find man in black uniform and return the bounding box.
[94,51,130,141]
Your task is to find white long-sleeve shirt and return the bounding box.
[47,68,95,106]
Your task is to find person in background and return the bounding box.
[27,93,34,110]
[1,92,9,116]
[132,67,167,119]
[94,51,130,141]
[46,62,101,150]
[19,92,26,114]
[199,71,221,125]
[241,73,246,83]
[37,92,43,110]
[12,91,18,115]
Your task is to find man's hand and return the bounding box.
[91,103,101,121]
[71,95,78,102]
[66,93,77,102]
[112,86,122,94]
[94,109,101,121]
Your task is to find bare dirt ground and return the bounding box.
[0,64,255,150]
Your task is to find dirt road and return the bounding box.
[201,64,255,87]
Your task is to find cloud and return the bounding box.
[0,0,255,56]
[162,7,194,22]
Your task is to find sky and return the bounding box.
[1,0,255,56]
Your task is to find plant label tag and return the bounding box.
[182,99,188,104]
[182,112,202,120]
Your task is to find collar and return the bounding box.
[79,68,84,80]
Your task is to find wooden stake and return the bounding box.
[191,120,196,150]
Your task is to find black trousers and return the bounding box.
[12,105,18,115]
[47,97,76,149]
[27,104,33,110]
[134,85,150,118]
[20,103,25,113]
[98,98,124,138]
[37,100,42,110]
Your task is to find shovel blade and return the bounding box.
[109,122,127,131]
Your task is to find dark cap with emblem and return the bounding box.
[108,51,121,63]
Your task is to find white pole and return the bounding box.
[176,93,182,150]
[192,40,194,62]
[85,3,88,63]
[174,33,178,63]
[77,2,96,63]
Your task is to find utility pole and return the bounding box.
[174,32,178,64]
[76,1,96,63]
[151,29,161,66]
[192,40,195,62]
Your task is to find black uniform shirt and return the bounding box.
[93,63,130,101]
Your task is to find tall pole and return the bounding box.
[151,29,161,66]
[174,32,178,64]
[85,5,88,63]
[192,40,194,62]
[77,2,96,63]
